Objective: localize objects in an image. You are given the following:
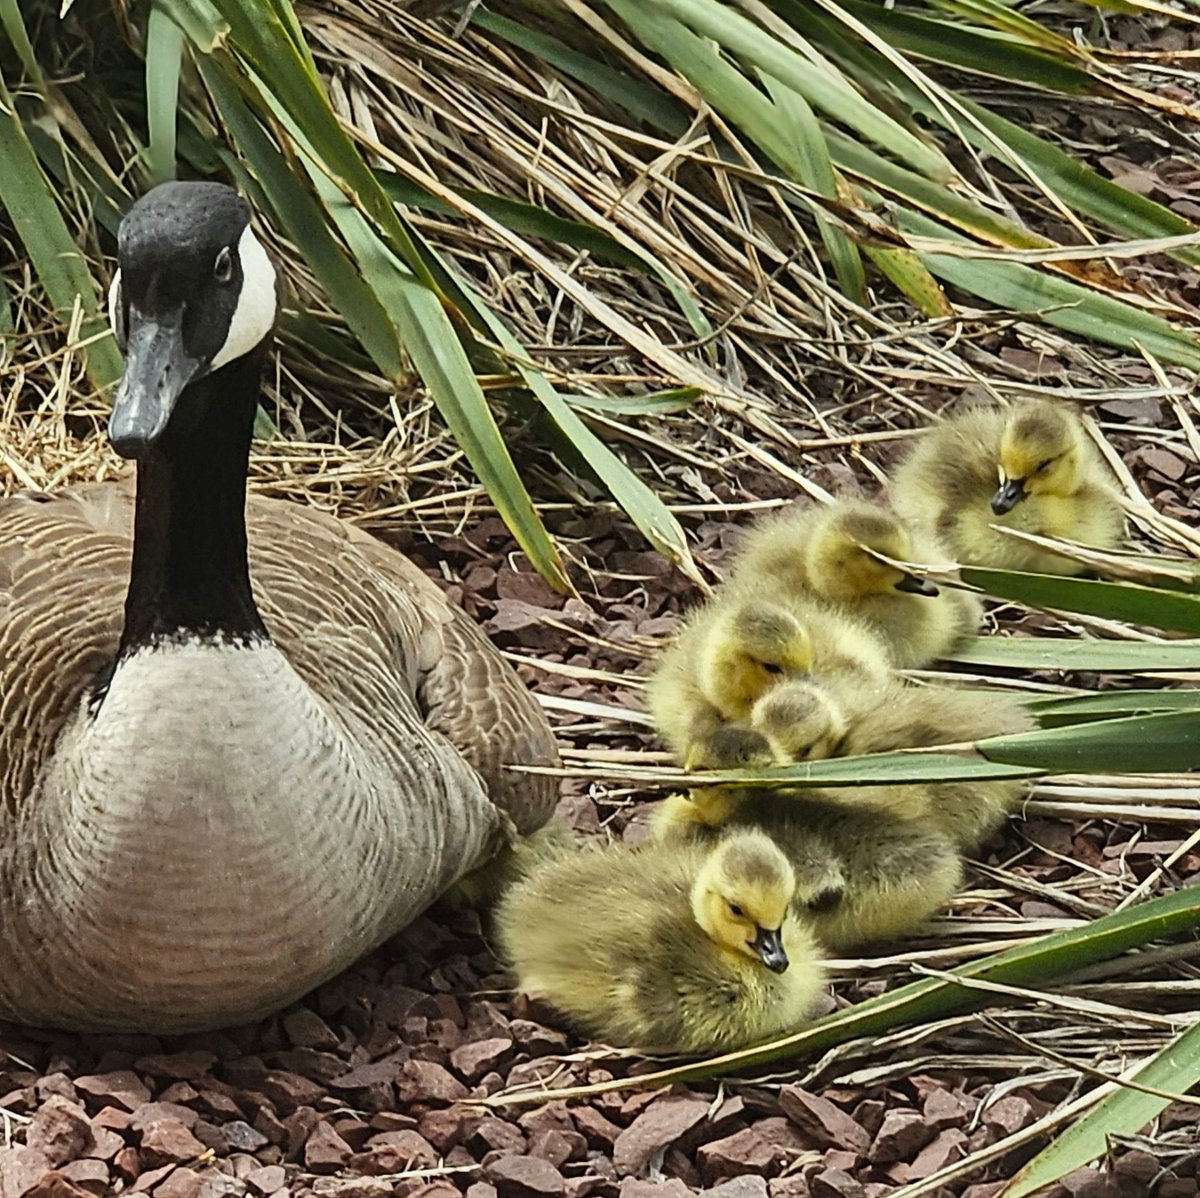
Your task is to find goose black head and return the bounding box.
[107,181,278,458]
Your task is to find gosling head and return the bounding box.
[684,725,774,772]
[993,403,1084,515]
[691,831,796,974]
[108,181,280,459]
[751,680,847,762]
[806,505,938,601]
[701,600,814,720]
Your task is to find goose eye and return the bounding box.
[1036,457,1055,473]
[761,661,782,675]
[214,246,234,283]
[728,903,744,918]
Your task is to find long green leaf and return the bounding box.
[1029,689,1200,725]
[951,636,1200,672]
[0,67,121,392]
[961,567,1200,635]
[146,3,184,184]
[610,0,956,181]
[1003,1019,1200,1197]
[980,710,1200,772]
[900,208,1200,369]
[488,885,1200,1099]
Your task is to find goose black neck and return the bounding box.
[119,349,269,654]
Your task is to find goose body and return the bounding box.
[890,403,1123,575]
[0,183,558,1032]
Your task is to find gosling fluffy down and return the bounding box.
[496,830,826,1052]
[645,588,889,768]
[891,401,1123,575]
[751,676,1034,851]
[728,498,982,668]
[654,789,962,952]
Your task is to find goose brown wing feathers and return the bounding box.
[0,486,130,815]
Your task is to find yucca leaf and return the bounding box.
[1029,689,1200,725]
[488,885,1200,1100]
[146,3,184,184]
[1002,1019,1200,1197]
[899,208,1200,370]
[0,66,122,392]
[961,567,1200,635]
[862,244,952,317]
[951,636,1200,672]
[608,0,956,182]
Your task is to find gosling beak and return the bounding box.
[895,572,939,597]
[751,925,789,974]
[109,309,203,458]
[991,476,1026,515]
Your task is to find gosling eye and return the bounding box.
[214,246,234,284]
[1035,457,1055,473]
[728,902,745,918]
[761,661,783,675]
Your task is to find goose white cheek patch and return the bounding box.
[107,270,125,347]
[210,225,277,372]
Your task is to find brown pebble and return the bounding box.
[700,1179,769,1198]
[74,1073,151,1113]
[697,1129,787,1184]
[528,1130,583,1170]
[244,1164,287,1196]
[282,1009,340,1051]
[613,1096,709,1177]
[26,1098,94,1167]
[809,1170,865,1198]
[486,1153,566,1198]
[467,1117,527,1157]
[139,1120,207,1168]
[571,1109,622,1150]
[619,1182,692,1198]
[867,1110,933,1165]
[396,1060,468,1106]
[133,1054,217,1083]
[24,1172,95,1198]
[982,1096,1033,1138]
[0,1147,53,1198]
[303,1121,352,1174]
[56,1160,109,1196]
[780,1088,869,1154]
[154,1167,207,1198]
[451,1039,515,1083]
[131,1105,200,1134]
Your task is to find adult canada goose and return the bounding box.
[729,498,982,667]
[891,401,1123,575]
[0,182,559,1033]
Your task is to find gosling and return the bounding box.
[891,401,1123,575]
[496,830,827,1052]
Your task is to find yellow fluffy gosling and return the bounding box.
[891,401,1123,575]
[496,829,826,1052]
[729,498,982,667]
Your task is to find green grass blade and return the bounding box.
[489,886,1200,1098]
[1029,689,1200,725]
[842,0,1091,92]
[961,568,1200,635]
[1002,1019,1200,1197]
[951,636,1200,672]
[979,710,1200,772]
[954,96,1200,269]
[0,0,42,83]
[0,68,122,392]
[606,0,956,182]
[146,2,185,184]
[565,387,703,415]
[899,208,1200,370]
